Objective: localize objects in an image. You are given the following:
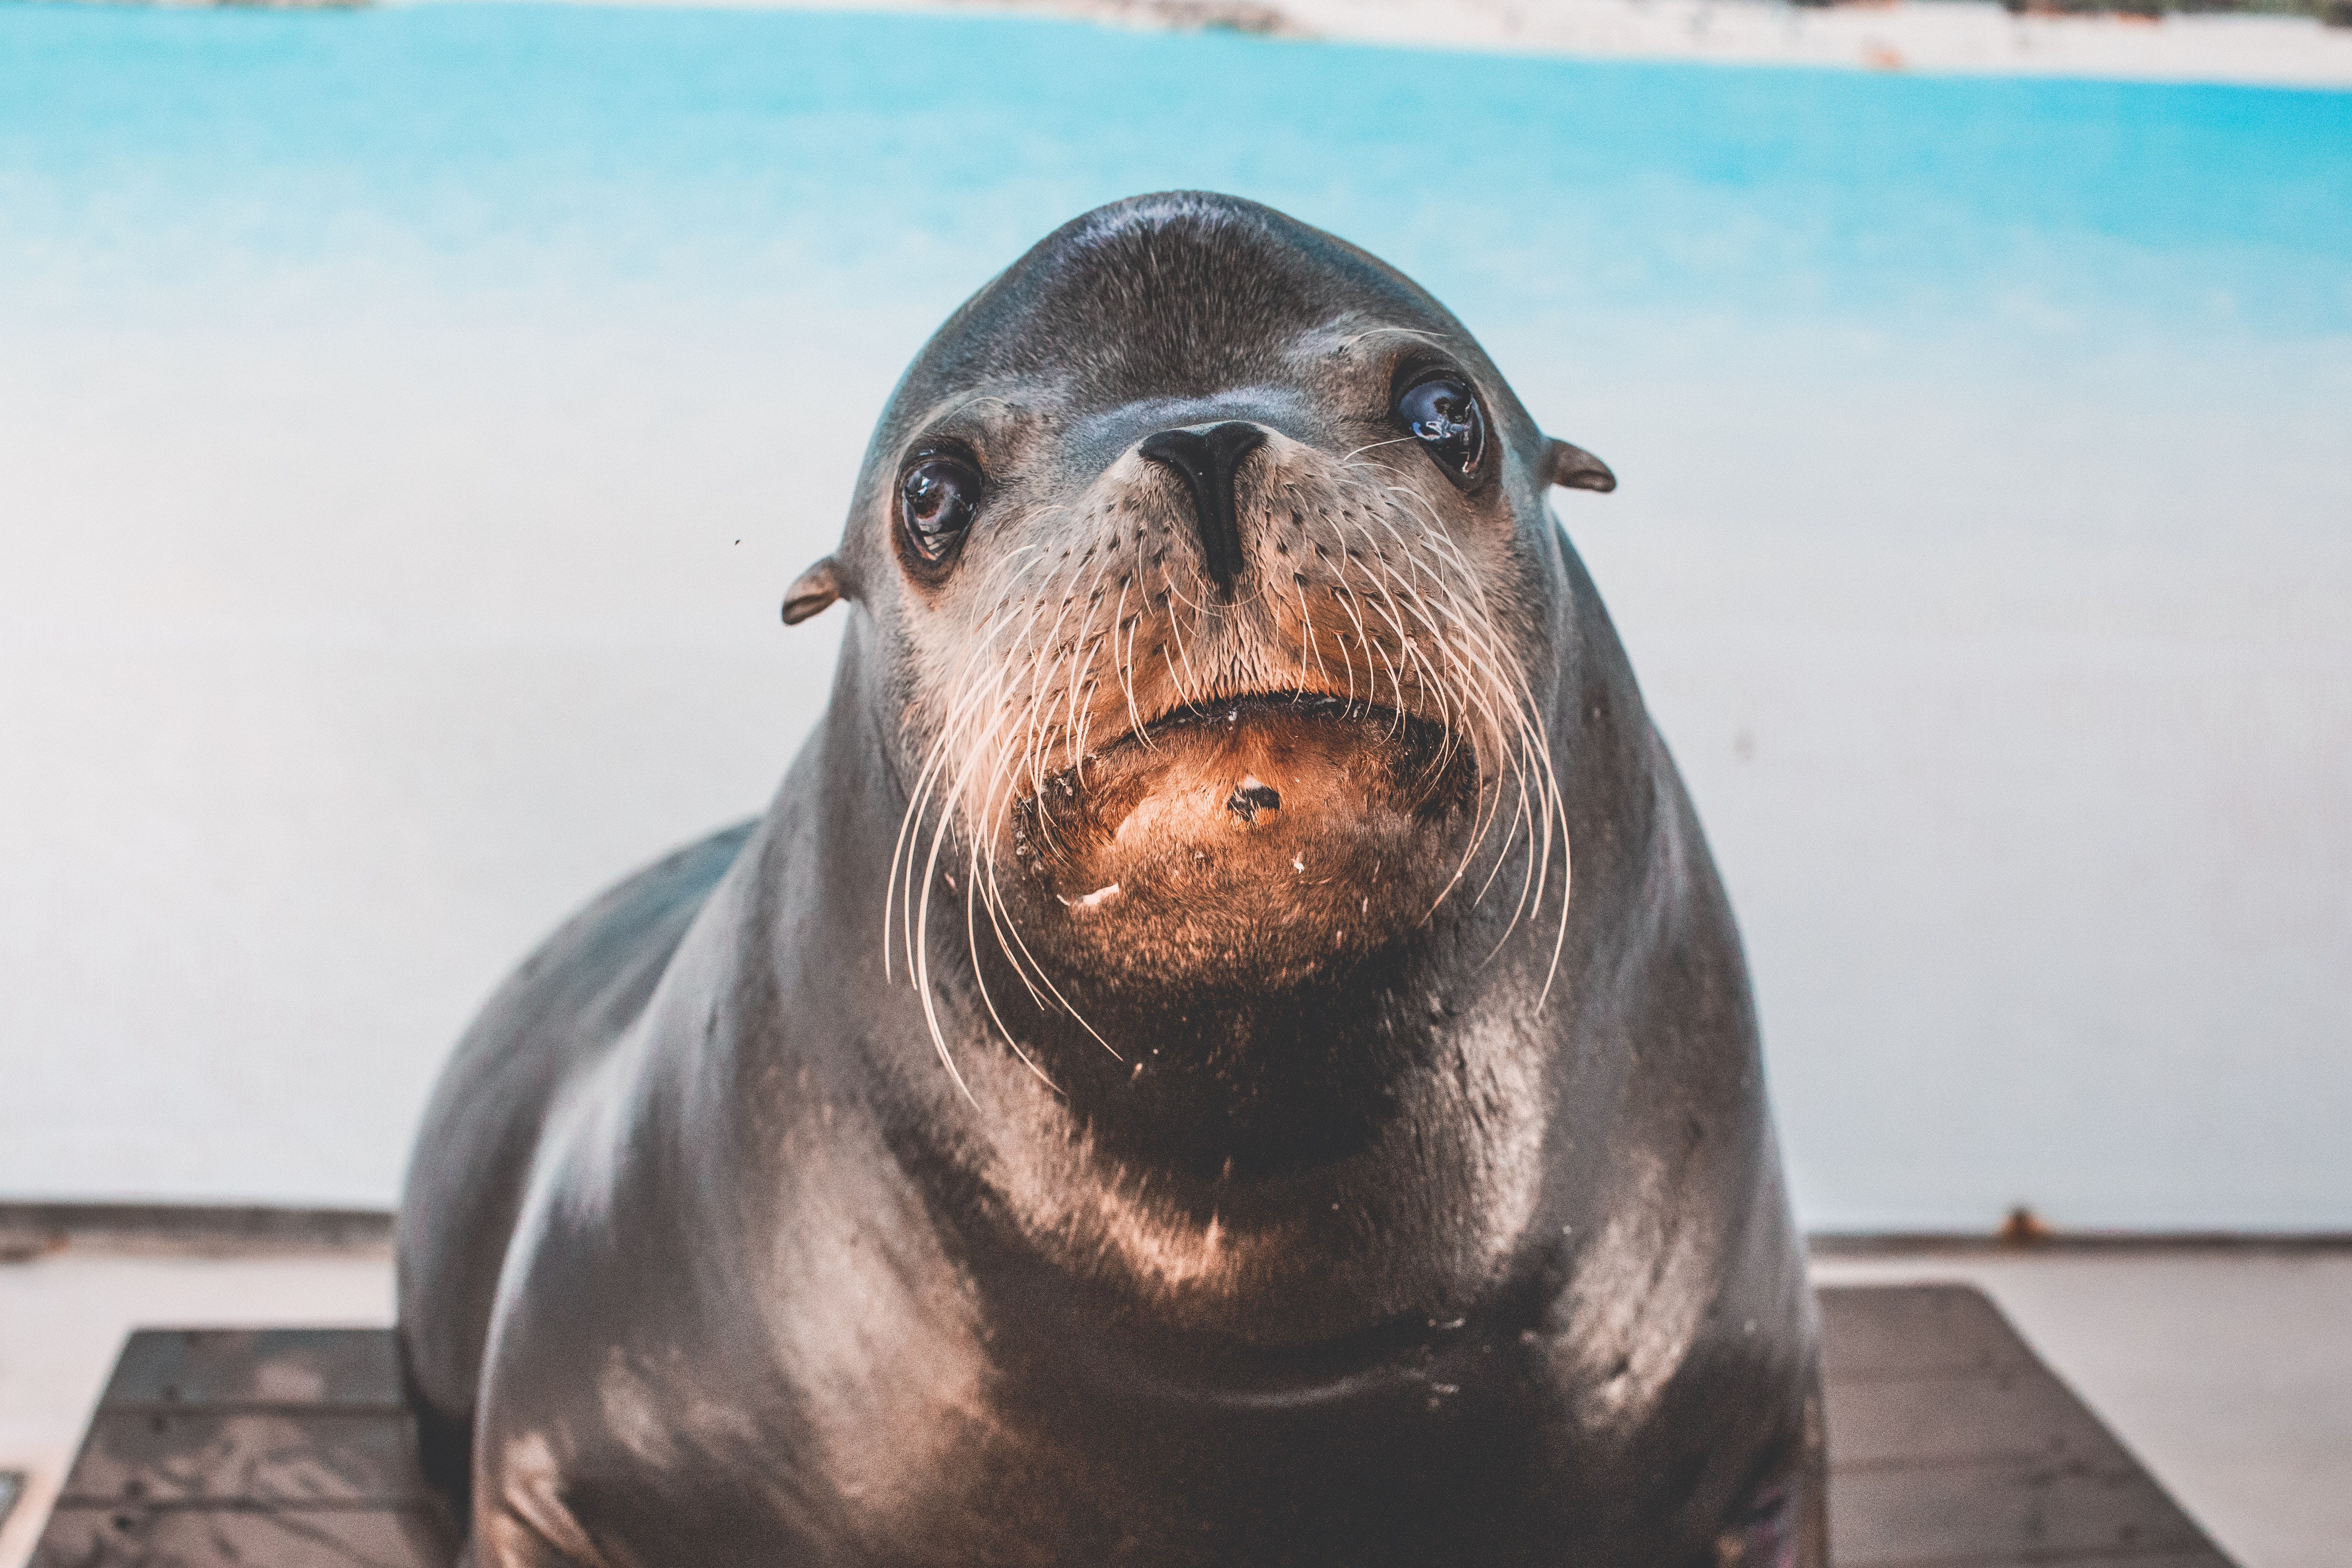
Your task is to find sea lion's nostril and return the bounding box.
[1227,778,1282,824]
[1139,422,1267,599]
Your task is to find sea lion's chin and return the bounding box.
[1006,695,1476,991]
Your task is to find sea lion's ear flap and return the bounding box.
[1545,439,1617,494]
[782,557,845,625]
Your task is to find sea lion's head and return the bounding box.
[789,192,1613,1188]
[793,190,1609,994]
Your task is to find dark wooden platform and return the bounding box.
[31,1285,2234,1567]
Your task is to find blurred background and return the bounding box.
[4,0,2345,1231]
[2,2,2350,1562]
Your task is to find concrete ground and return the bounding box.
[1,1246,2344,1568]
[1810,1250,2352,1568]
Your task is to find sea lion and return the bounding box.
[396,191,1822,1568]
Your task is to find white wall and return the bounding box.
[2,296,866,1205]
[1548,325,2352,1230]
[6,287,2346,1228]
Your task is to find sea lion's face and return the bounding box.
[886,336,1553,995]
[828,198,1582,1015]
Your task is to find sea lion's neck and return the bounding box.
[893,899,1547,1347]
[977,935,1454,1185]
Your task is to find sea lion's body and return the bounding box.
[399,193,1822,1568]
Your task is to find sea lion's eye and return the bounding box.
[899,455,983,562]
[1394,372,1486,486]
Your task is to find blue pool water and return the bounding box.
[2,2,2348,1225]
[6,2,2350,340]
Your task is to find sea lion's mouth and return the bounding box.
[1121,690,1451,765]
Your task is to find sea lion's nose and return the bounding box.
[1139,421,1268,599]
